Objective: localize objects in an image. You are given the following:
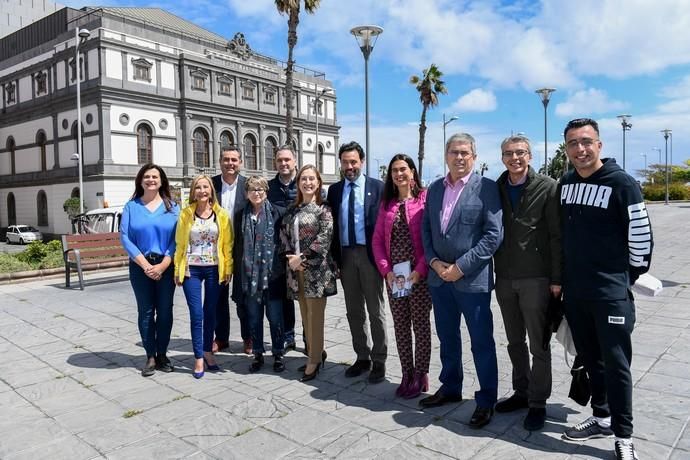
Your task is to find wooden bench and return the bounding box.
[61,232,129,290]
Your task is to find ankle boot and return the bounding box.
[404,371,429,399]
[396,370,413,397]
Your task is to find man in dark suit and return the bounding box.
[211,145,251,354]
[421,133,503,429]
[327,141,387,383]
[267,145,299,350]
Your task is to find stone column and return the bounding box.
[211,117,219,172]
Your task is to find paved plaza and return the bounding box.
[1,203,689,459]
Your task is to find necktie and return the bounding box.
[348,182,356,246]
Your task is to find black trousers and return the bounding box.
[564,294,635,438]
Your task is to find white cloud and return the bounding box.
[555,88,628,117]
[450,89,497,113]
[540,1,690,78]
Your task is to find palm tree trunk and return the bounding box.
[285,6,300,144]
[417,105,428,180]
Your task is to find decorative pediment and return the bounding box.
[190,68,209,78]
[217,74,234,84]
[131,57,153,68]
[227,32,252,60]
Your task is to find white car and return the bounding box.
[6,225,43,244]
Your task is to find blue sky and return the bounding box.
[66,0,690,181]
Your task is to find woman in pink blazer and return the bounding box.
[372,154,432,399]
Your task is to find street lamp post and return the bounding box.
[442,113,458,175]
[617,114,632,170]
[652,147,661,164]
[661,129,671,205]
[74,27,90,216]
[535,88,556,173]
[350,25,383,178]
[313,87,329,172]
[640,152,648,184]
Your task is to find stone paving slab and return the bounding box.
[1,203,689,459]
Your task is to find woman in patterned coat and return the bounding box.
[280,165,337,382]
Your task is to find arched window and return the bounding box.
[219,131,234,151]
[36,131,47,171]
[243,133,257,170]
[136,124,153,164]
[193,128,210,168]
[264,136,277,171]
[7,193,16,226]
[7,137,16,175]
[317,143,325,173]
[37,190,48,226]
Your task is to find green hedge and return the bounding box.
[0,240,64,273]
[642,183,690,201]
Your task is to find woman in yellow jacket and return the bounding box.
[174,175,233,379]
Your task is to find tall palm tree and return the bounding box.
[410,63,447,179]
[275,0,322,144]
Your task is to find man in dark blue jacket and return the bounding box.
[267,145,298,350]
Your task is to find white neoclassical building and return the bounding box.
[0,6,339,236]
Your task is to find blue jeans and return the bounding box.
[182,265,222,359]
[247,295,285,356]
[282,297,296,344]
[429,284,498,408]
[129,261,175,358]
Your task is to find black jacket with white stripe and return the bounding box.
[559,158,653,301]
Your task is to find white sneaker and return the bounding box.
[614,439,639,460]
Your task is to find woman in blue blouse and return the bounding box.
[121,163,179,377]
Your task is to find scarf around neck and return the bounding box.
[241,200,274,299]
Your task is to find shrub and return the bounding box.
[643,183,690,201]
[16,241,48,265]
[12,240,64,270]
[0,254,33,272]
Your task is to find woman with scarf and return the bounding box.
[232,176,286,373]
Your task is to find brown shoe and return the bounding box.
[212,339,229,353]
[243,338,253,355]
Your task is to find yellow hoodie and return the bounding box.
[174,201,233,284]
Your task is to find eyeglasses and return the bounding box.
[501,149,529,158]
[248,189,266,194]
[447,150,474,158]
[566,138,599,149]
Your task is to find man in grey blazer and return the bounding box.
[211,146,250,354]
[421,133,503,429]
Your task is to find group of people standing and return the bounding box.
[119,116,652,460]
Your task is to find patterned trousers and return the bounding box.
[388,279,432,373]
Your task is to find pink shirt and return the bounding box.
[440,171,473,233]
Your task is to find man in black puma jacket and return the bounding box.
[559,118,653,460]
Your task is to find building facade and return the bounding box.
[0,7,339,236]
[1,0,64,39]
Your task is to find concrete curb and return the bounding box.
[0,260,128,284]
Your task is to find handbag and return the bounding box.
[568,355,591,406]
